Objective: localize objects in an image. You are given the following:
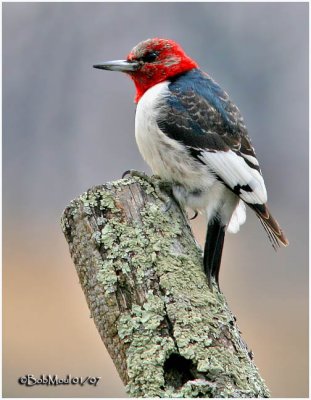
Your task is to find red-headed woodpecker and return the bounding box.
[94,38,288,287]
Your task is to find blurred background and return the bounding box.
[3,2,308,398]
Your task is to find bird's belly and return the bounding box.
[135,119,217,196]
[135,82,216,195]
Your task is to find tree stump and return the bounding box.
[61,175,269,398]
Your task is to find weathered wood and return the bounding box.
[61,175,269,398]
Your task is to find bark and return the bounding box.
[61,175,270,398]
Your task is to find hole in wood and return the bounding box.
[164,353,196,389]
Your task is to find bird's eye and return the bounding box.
[140,51,158,63]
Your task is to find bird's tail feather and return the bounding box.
[249,203,289,250]
[203,218,225,289]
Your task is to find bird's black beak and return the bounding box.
[93,59,139,72]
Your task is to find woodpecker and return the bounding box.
[94,38,288,287]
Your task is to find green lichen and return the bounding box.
[166,379,216,398]
[96,259,118,293]
[99,192,117,211]
[70,176,269,398]
[80,186,119,215]
[118,292,175,397]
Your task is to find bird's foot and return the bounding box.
[189,210,199,220]
[122,169,151,180]
[154,179,175,212]
[121,170,173,212]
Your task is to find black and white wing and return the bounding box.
[157,69,288,247]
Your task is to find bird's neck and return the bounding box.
[132,59,198,103]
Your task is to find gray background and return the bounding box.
[3,2,308,397]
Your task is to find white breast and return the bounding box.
[135,82,171,177]
[134,82,246,232]
[135,82,214,189]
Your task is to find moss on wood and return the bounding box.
[61,176,269,398]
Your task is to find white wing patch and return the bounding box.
[227,200,246,233]
[241,153,259,166]
[201,149,267,204]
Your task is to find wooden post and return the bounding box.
[61,175,269,398]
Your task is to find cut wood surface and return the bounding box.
[61,175,269,398]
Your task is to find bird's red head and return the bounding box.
[94,38,198,102]
[126,38,198,102]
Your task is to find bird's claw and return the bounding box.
[121,169,151,180]
[122,169,132,179]
[189,210,198,220]
[121,169,173,211]
[155,181,174,211]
